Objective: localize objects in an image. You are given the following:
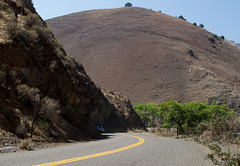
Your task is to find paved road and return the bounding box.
[0,133,213,166]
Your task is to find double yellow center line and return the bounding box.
[34,134,145,166]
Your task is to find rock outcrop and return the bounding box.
[0,0,146,144]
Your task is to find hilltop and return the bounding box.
[47,7,240,113]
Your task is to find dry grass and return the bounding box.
[19,138,33,150]
[47,7,240,106]
[129,129,146,133]
[160,128,176,137]
[17,84,40,104]
[148,128,155,133]
[150,127,177,137]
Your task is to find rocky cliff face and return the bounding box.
[0,0,146,144]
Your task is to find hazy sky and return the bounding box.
[33,0,240,43]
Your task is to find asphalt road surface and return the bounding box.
[0,133,213,166]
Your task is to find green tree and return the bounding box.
[146,103,159,127]
[134,100,235,135]
[133,104,150,126]
[159,101,186,134]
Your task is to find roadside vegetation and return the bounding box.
[134,101,240,165]
[134,100,236,134]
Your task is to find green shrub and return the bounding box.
[193,23,197,26]
[221,36,225,40]
[36,118,50,133]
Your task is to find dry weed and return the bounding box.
[160,128,175,137]
[19,138,33,150]
[129,129,146,133]
[148,128,155,133]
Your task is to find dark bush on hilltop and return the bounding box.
[178,15,186,21]
[193,22,197,26]
[221,36,225,40]
[199,24,204,28]
[125,2,132,7]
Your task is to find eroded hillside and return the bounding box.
[0,0,146,146]
[47,7,240,113]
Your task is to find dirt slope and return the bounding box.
[0,1,146,145]
[47,7,240,112]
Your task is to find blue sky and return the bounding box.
[33,0,240,43]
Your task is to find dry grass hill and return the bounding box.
[47,7,240,113]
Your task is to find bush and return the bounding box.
[178,15,186,21]
[199,24,204,28]
[221,36,225,40]
[19,138,33,150]
[6,18,17,38]
[25,13,44,28]
[125,2,132,7]
[36,118,50,133]
[188,49,194,56]
[193,23,197,26]
[16,28,39,43]
[208,37,215,43]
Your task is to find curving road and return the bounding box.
[0,133,213,166]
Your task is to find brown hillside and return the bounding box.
[47,7,240,112]
[0,1,146,147]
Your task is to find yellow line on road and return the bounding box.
[33,134,144,166]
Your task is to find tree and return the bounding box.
[159,101,187,134]
[199,24,204,28]
[178,15,186,21]
[146,103,159,127]
[134,104,150,126]
[125,2,132,7]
